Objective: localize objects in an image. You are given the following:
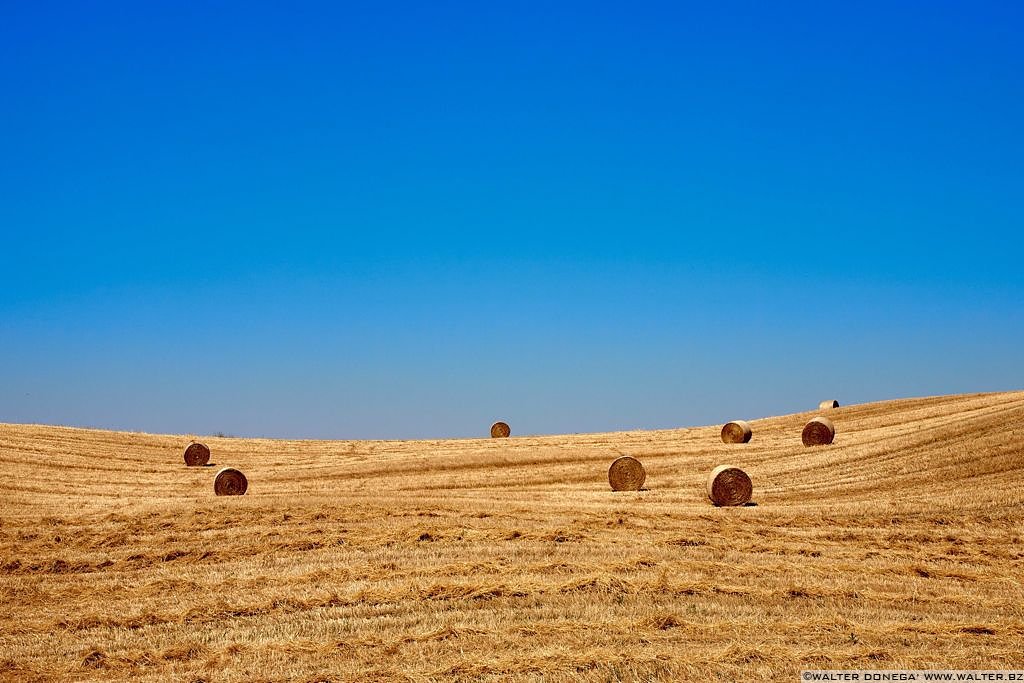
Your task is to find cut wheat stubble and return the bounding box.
[819,399,840,410]
[183,442,210,467]
[1,391,1022,681]
[214,468,248,496]
[490,421,511,438]
[707,465,753,506]
[802,416,836,446]
[608,456,646,491]
[721,420,752,444]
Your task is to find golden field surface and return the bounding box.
[2,392,1023,682]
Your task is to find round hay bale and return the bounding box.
[183,442,210,467]
[818,399,839,410]
[608,456,646,491]
[720,420,752,444]
[802,416,835,446]
[707,465,753,506]
[490,421,511,438]
[214,468,248,496]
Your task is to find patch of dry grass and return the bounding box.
[2,392,1024,681]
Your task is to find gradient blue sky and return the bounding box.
[1,2,1022,439]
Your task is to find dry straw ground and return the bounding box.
[2,391,1023,682]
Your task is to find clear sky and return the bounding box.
[1,2,1022,439]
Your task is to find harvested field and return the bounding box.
[2,391,1024,681]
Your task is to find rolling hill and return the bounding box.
[2,391,1023,681]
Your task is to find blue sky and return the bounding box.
[1,2,1022,438]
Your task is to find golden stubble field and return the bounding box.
[2,392,1023,682]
